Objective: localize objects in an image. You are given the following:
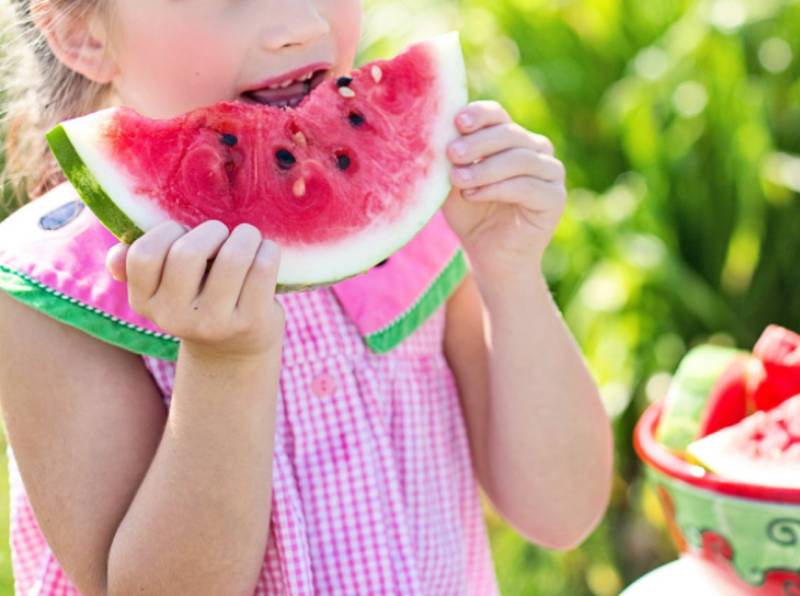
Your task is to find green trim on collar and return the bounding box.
[364,250,468,354]
[0,264,179,361]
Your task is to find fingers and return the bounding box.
[236,240,281,322]
[455,100,511,134]
[106,243,129,282]
[448,123,555,166]
[450,148,565,191]
[157,220,230,306]
[125,221,187,307]
[196,224,263,315]
[458,176,567,213]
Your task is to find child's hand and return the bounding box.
[106,220,285,360]
[443,101,567,280]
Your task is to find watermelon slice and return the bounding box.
[655,345,747,452]
[46,34,467,290]
[687,394,800,488]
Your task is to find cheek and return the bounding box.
[111,9,245,117]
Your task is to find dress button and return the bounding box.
[312,374,336,397]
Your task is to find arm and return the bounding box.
[108,343,281,596]
[445,270,612,550]
[0,294,279,595]
[0,220,284,595]
[442,101,613,549]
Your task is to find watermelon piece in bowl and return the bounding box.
[687,394,800,489]
[656,325,800,454]
[655,345,747,452]
[46,33,468,291]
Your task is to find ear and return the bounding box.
[31,0,117,84]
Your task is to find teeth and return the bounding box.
[263,72,316,91]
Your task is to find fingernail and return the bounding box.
[450,141,466,158]
[457,168,472,182]
[458,113,473,128]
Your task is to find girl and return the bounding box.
[0,0,613,594]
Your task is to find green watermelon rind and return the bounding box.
[46,124,145,246]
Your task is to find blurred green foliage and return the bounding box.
[1,0,799,593]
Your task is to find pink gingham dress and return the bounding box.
[0,190,500,595]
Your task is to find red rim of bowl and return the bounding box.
[634,400,800,504]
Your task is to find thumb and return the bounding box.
[106,243,130,282]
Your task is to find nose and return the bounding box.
[260,1,331,51]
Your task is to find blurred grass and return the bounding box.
[2,0,800,594]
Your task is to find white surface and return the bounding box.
[621,557,754,595]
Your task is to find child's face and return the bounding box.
[107,0,362,118]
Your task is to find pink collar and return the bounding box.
[0,187,466,359]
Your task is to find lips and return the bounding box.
[241,67,331,108]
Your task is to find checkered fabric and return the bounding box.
[7,287,499,595]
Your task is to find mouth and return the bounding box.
[240,66,331,109]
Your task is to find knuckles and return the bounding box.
[123,220,284,354]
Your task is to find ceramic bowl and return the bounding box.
[634,401,800,594]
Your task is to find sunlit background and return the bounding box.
[2,0,800,593]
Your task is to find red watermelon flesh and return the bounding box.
[698,355,759,437]
[46,34,467,289]
[698,325,800,440]
[688,393,800,488]
[752,325,800,411]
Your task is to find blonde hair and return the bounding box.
[1,0,111,205]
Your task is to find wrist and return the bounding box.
[179,340,282,372]
[468,253,549,303]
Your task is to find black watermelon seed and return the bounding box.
[220,133,238,147]
[336,76,353,88]
[275,149,296,169]
[336,154,352,171]
[376,258,389,268]
[348,112,365,127]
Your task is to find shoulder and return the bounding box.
[0,287,148,378]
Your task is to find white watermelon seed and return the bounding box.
[339,87,356,99]
[371,66,383,83]
[293,131,307,147]
[293,178,306,197]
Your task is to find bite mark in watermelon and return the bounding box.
[687,394,800,488]
[46,33,467,290]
